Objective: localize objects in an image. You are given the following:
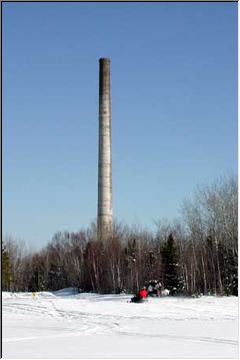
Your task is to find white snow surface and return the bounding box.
[2,288,239,358]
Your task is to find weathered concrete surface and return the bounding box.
[98,58,112,239]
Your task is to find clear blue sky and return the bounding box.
[3,2,237,248]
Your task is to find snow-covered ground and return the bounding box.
[2,289,238,358]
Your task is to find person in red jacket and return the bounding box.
[138,287,148,299]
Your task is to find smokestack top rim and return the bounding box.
[99,57,111,63]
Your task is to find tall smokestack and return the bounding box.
[97,58,112,239]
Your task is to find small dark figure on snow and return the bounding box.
[130,287,148,303]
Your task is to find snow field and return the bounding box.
[2,289,238,358]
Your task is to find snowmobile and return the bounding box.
[130,295,145,303]
[130,287,148,303]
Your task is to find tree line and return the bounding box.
[2,175,238,296]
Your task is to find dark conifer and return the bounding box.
[161,234,185,295]
[2,246,11,291]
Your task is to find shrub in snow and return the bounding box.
[161,289,170,296]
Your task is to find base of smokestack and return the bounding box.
[97,216,112,241]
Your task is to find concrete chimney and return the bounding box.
[97,58,112,239]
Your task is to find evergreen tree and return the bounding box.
[2,246,11,291]
[161,234,185,295]
[218,242,238,296]
[224,248,238,296]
